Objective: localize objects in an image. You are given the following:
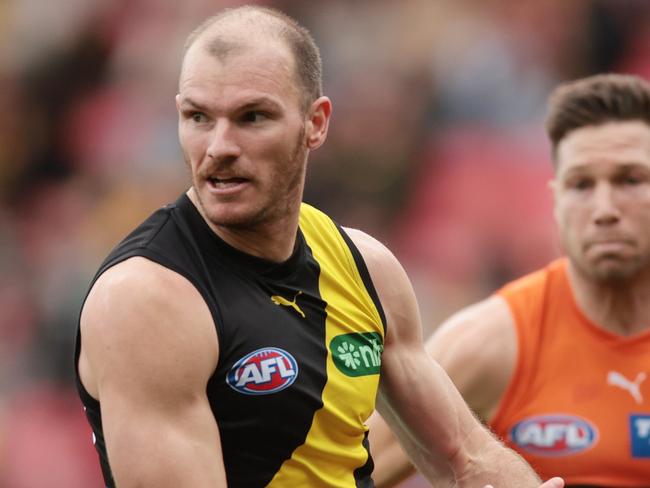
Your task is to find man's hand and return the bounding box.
[484,477,564,488]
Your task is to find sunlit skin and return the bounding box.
[551,120,650,333]
[176,35,331,262]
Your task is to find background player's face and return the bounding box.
[176,38,309,229]
[552,120,650,283]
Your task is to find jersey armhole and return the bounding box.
[335,224,388,337]
[74,249,225,404]
[488,292,526,433]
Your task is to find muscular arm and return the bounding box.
[78,257,226,487]
[427,296,516,422]
[345,229,559,487]
[369,297,517,486]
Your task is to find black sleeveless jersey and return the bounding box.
[75,193,387,487]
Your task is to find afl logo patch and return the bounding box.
[226,347,298,395]
[510,414,598,456]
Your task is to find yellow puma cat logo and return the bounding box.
[271,291,305,318]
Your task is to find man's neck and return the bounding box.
[212,222,299,263]
[187,189,300,263]
[568,261,650,336]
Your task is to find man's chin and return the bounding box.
[203,209,262,229]
[200,202,273,230]
[193,189,259,228]
[586,257,642,284]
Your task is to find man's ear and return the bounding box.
[305,96,332,150]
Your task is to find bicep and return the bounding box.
[377,334,474,460]
[80,258,225,487]
[367,300,514,486]
[345,229,473,476]
[100,385,224,487]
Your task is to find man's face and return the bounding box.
[552,120,650,283]
[176,39,309,230]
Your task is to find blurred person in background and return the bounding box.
[73,5,565,488]
[369,73,650,487]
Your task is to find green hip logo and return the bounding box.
[330,332,383,377]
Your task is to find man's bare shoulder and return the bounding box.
[343,227,408,291]
[343,227,422,351]
[430,295,514,350]
[79,256,218,400]
[88,255,189,295]
[426,295,516,421]
[343,227,396,266]
[342,227,406,297]
[81,256,213,339]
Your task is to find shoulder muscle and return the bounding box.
[426,295,516,421]
[343,227,421,347]
[79,256,218,402]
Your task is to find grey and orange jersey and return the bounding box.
[74,193,387,487]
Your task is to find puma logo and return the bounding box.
[271,291,305,318]
[607,371,646,404]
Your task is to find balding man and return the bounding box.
[74,6,563,488]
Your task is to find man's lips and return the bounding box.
[585,238,635,255]
[207,176,248,188]
[202,175,251,195]
[586,236,634,247]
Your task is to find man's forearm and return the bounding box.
[452,427,542,487]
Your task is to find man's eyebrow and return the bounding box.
[562,162,650,177]
[237,97,283,111]
[615,162,650,172]
[178,96,283,113]
[178,98,209,111]
[562,164,589,175]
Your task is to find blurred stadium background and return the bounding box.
[0,0,648,485]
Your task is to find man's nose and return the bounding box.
[206,121,241,162]
[592,182,621,226]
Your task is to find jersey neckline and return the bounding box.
[174,193,308,281]
[558,257,650,345]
